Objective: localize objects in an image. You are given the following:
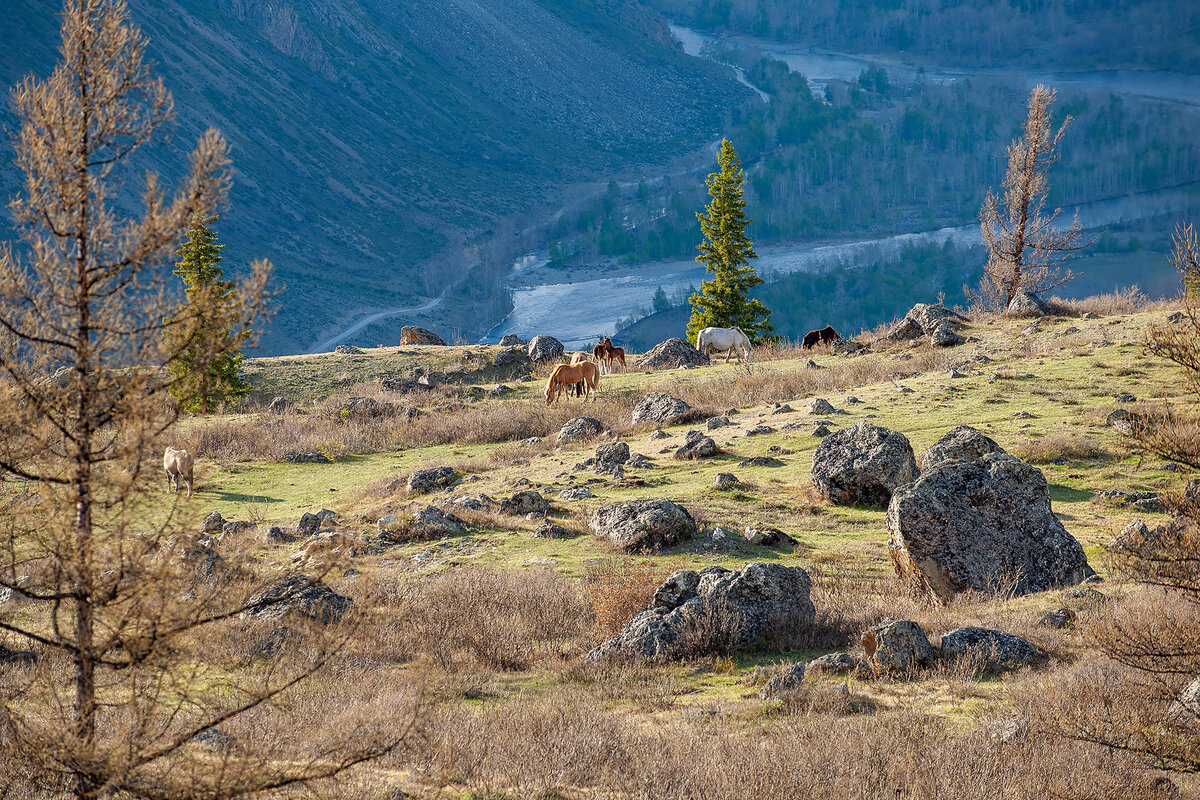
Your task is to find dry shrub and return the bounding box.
[1130,406,1200,469]
[405,686,1165,800]
[772,682,879,717]
[1012,431,1111,464]
[1045,286,1155,316]
[585,558,671,641]
[376,567,592,671]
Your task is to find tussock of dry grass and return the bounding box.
[1012,432,1113,464]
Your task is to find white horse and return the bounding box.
[696,327,752,363]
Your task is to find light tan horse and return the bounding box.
[545,361,600,404]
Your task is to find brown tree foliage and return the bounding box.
[0,2,413,797]
[971,85,1093,311]
[1145,223,1200,395]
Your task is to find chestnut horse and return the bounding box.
[802,325,841,349]
[592,337,627,374]
[545,361,600,404]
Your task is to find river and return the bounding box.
[480,26,1200,347]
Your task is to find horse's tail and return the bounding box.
[590,363,600,397]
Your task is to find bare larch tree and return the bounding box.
[0,2,413,798]
[973,85,1093,311]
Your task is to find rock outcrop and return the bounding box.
[884,303,969,341]
[587,562,815,661]
[400,326,447,345]
[243,575,353,624]
[527,335,565,362]
[921,425,1006,469]
[637,338,709,370]
[887,453,1094,602]
[557,416,604,443]
[589,498,696,553]
[810,422,919,509]
[632,392,692,425]
[861,619,934,674]
[407,467,457,494]
[938,627,1042,669]
[1005,288,1048,318]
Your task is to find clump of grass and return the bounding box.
[1012,432,1112,464]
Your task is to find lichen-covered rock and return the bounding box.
[204,511,225,534]
[807,398,836,415]
[713,472,740,490]
[1106,408,1151,436]
[887,454,1094,602]
[1005,288,1048,318]
[589,498,696,553]
[558,487,594,501]
[632,392,692,425]
[1037,607,1077,629]
[243,575,353,624]
[587,562,815,661]
[706,415,728,430]
[921,425,1006,469]
[526,335,565,362]
[861,619,933,674]
[637,338,709,370]
[806,652,863,676]
[931,324,964,347]
[595,442,631,472]
[531,522,574,539]
[557,416,604,443]
[938,627,1042,669]
[499,490,550,516]
[407,467,457,494]
[378,506,467,543]
[811,422,919,509]
[674,430,718,459]
[493,347,528,367]
[743,525,796,547]
[499,334,527,347]
[284,451,331,464]
[885,303,969,340]
[400,326,447,345]
[759,662,806,700]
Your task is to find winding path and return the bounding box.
[306,289,449,354]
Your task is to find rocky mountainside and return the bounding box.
[0,0,745,353]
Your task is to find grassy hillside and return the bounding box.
[0,0,746,354]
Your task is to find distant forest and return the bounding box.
[645,0,1200,71]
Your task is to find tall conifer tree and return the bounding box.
[687,139,773,343]
[167,214,251,412]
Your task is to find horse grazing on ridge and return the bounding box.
[695,327,752,363]
[802,325,841,349]
[545,361,600,404]
[163,447,194,499]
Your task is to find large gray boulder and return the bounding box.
[587,562,815,661]
[589,498,697,553]
[407,467,457,494]
[557,416,604,443]
[493,347,528,367]
[400,326,447,345]
[637,338,709,370]
[810,422,919,509]
[674,430,718,459]
[243,575,354,624]
[861,618,933,675]
[499,490,550,516]
[595,441,631,472]
[922,425,1006,470]
[1006,288,1048,318]
[527,335,565,362]
[632,392,691,426]
[499,334,527,347]
[887,453,1094,602]
[885,303,968,341]
[938,627,1042,669]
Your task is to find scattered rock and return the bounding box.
[739,456,784,468]
[804,359,822,370]
[407,467,457,494]
[558,487,594,501]
[743,525,795,547]
[380,376,416,393]
[770,403,794,415]
[712,472,740,490]
[526,335,565,362]
[806,652,862,676]
[759,663,806,700]
[399,326,447,346]
[595,441,631,472]
[938,627,1042,669]
[931,324,964,347]
[862,619,934,675]
[557,416,604,443]
[744,424,775,436]
[284,451,330,464]
[587,563,815,661]
[193,727,238,752]
[520,436,542,446]
[1062,586,1108,605]
[637,338,709,370]
[1106,408,1150,436]
[493,347,523,367]
[1005,288,1048,318]
[589,498,697,553]
[675,431,718,459]
[807,398,836,415]
[887,454,1094,602]
[499,334,527,347]
[649,429,669,440]
[632,392,692,425]
[706,416,728,430]
[627,453,653,469]
[1114,394,1136,403]
[379,507,467,542]
[531,522,575,539]
[334,344,363,354]
[844,396,862,404]
[921,425,1006,469]
[490,384,514,396]
[811,422,919,509]
[499,490,551,516]
[203,511,225,534]
[243,575,354,624]
[885,303,969,341]
[1097,490,1165,513]
[811,423,832,437]
[1037,607,1076,629]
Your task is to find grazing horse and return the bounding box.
[164,447,194,499]
[695,327,752,363]
[569,352,591,396]
[802,325,841,349]
[545,361,600,404]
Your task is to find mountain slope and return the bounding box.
[1,0,747,353]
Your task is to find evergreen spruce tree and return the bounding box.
[167,214,251,412]
[686,139,773,343]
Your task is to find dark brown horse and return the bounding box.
[802,325,841,349]
[593,337,627,373]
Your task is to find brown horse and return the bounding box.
[545,361,600,404]
[802,325,841,349]
[593,337,627,374]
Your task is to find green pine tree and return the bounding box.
[686,139,773,343]
[167,214,251,413]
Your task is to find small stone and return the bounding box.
[558,487,594,501]
[744,425,775,436]
[844,396,862,404]
[759,662,806,700]
[649,429,669,440]
[807,398,836,415]
[1114,394,1136,403]
[712,472,740,489]
[706,416,728,430]
[1036,607,1076,629]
